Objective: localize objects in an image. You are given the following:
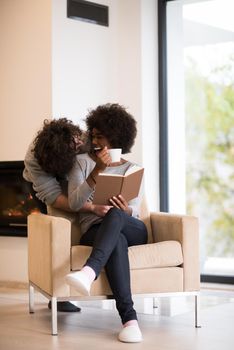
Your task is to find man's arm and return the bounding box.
[52,194,72,211]
[52,194,110,216]
[24,146,93,213]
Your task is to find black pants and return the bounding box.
[80,207,148,324]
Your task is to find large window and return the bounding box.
[159,0,234,283]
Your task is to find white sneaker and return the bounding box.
[65,271,91,296]
[118,325,143,343]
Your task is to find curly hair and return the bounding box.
[85,103,137,154]
[33,118,82,177]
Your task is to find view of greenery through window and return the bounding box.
[185,43,234,270]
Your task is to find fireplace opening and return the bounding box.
[0,161,41,237]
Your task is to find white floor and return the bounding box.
[0,285,234,350]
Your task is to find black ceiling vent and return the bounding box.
[67,0,109,27]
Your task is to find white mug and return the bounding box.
[108,148,122,162]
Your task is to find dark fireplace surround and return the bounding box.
[0,161,40,237]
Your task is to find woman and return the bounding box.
[66,103,148,343]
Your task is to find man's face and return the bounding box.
[71,134,84,151]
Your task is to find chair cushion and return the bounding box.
[71,240,183,271]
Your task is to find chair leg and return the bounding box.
[195,294,201,328]
[51,297,58,335]
[29,284,34,313]
[153,297,158,308]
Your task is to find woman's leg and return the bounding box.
[104,233,136,323]
[80,207,147,276]
[80,208,147,323]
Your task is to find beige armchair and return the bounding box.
[28,204,200,335]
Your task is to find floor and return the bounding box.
[0,285,233,350]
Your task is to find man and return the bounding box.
[23,118,85,312]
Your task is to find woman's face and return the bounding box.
[91,128,111,149]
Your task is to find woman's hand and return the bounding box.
[109,195,132,215]
[94,146,112,172]
[91,204,113,217]
[87,147,112,187]
[80,202,112,217]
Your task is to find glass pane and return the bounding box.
[167,0,234,278]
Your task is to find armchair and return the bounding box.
[28,204,200,335]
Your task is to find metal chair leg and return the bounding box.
[195,294,201,328]
[51,297,58,335]
[153,297,158,308]
[29,284,34,313]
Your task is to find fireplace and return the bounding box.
[0,161,40,237]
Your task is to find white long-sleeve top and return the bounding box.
[68,153,141,235]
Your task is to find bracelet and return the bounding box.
[90,173,96,184]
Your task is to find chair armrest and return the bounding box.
[28,213,71,297]
[150,212,200,291]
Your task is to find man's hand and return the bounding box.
[109,195,132,216]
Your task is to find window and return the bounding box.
[158,0,234,283]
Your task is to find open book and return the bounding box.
[92,165,144,205]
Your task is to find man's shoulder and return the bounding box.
[23,141,39,181]
[76,152,96,164]
[24,141,35,162]
[75,153,95,170]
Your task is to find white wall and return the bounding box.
[52,0,119,127]
[140,0,159,210]
[52,0,159,208]
[0,0,52,285]
[0,0,159,284]
[0,0,52,161]
[167,1,186,214]
[52,0,143,162]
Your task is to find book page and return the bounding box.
[97,173,122,177]
[125,164,143,176]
